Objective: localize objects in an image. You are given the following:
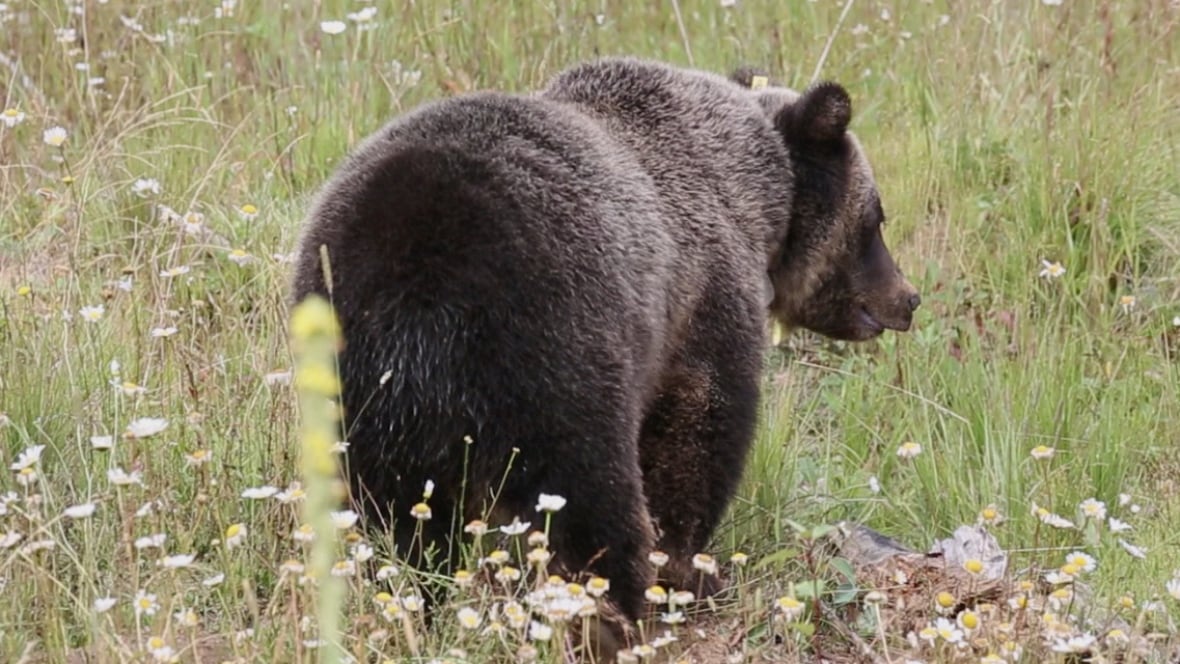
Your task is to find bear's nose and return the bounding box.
[907,293,922,312]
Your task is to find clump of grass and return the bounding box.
[0,0,1178,662]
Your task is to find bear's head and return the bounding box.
[736,69,920,342]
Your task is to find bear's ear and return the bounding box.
[776,81,852,145]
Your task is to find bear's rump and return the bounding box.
[302,104,678,516]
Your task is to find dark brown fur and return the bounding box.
[291,57,918,658]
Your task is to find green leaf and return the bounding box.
[783,519,809,534]
[828,556,857,582]
[808,523,838,540]
[792,580,826,599]
[853,608,879,635]
[755,547,800,571]
[745,622,769,644]
[790,621,816,637]
[832,581,859,606]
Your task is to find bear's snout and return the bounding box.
[869,280,920,333]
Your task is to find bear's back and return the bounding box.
[541,58,793,262]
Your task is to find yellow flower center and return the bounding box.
[776,596,803,610]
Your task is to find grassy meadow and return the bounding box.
[1,0,1179,661]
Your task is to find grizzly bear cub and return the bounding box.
[292,57,919,653]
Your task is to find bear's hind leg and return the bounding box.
[546,468,656,620]
[553,474,655,658]
[496,431,657,658]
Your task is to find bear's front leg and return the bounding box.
[637,303,763,599]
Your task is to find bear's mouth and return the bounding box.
[857,308,886,335]
[860,306,912,333]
